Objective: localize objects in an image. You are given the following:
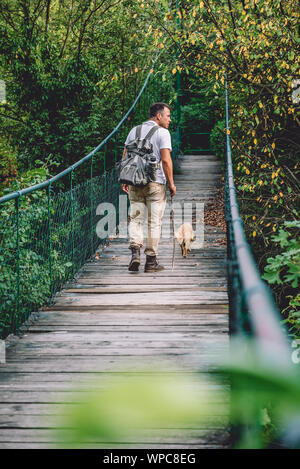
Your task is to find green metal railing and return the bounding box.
[0,57,181,340]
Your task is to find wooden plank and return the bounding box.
[1,359,226,374]
[45,304,229,312]
[9,327,228,339]
[7,341,229,357]
[29,311,229,324]
[0,443,228,449]
[0,374,230,389]
[75,278,227,285]
[63,287,227,294]
[77,272,227,278]
[52,293,228,307]
[0,414,228,429]
[0,383,230,402]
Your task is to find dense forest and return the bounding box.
[0,0,299,340]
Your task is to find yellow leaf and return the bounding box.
[253,231,256,237]
[135,68,138,73]
[172,68,177,75]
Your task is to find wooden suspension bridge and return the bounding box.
[0,152,230,449]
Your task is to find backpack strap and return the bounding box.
[135,124,143,139]
[144,125,159,141]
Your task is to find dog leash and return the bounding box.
[171,196,175,271]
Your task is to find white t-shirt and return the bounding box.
[124,120,172,184]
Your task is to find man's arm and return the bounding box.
[121,148,129,194]
[161,148,176,197]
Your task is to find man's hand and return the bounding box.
[169,183,176,198]
[161,148,176,198]
[122,183,129,194]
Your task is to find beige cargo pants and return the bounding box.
[128,182,167,256]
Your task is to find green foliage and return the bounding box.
[55,372,226,448]
[0,137,18,187]
[0,0,161,187]
[263,221,300,339]
[222,338,300,449]
[54,339,300,449]
[181,99,213,134]
[210,119,225,160]
[263,221,300,288]
[156,0,300,239]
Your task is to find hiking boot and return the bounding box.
[128,247,140,272]
[144,255,164,273]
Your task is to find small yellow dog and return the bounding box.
[175,222,195,258]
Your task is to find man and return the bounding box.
[122,102,176,272]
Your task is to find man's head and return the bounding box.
[149,102,171,129]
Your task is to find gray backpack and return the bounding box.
[117,123,160,187]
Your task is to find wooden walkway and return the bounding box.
[0,154,230,449]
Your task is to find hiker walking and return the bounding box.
[120,102,176,272]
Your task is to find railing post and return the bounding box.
[104,145,107,196]
[14,196,20,333]
[47,183,53,299]
[70,170,75,274]
[114,137,117,166]
[113,138,118,216]
[90,156,94,257]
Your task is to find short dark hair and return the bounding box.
[149,102,171,118]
